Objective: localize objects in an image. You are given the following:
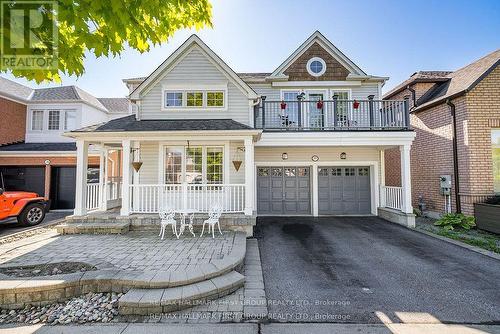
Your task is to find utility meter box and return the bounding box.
[440,175,451,195]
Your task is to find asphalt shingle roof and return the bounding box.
[97,98,129,114]
[0,142,76,151]
[73,115,253,133]
[31,86,107,111]
[0,77,34,101]
[384,71,452,99]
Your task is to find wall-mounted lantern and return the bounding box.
[282,152,288,160]
[340,152,347,160]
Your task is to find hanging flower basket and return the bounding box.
[353,100,360,109]
[232,160,242,171]
[132,161,143,172]
[280,101,287,110]
[317,100,323,109]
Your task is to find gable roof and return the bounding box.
[383,71,452,99]
[0,76,34,103]
[412,49,500,111]
[97,98,129,114]
[269,31,368,79]
[129,35,259,100]
[30,85,108,111]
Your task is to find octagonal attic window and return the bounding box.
[307,57,326,77]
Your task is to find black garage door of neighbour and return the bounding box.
[318,166,371,215]
[50,167,76,209]
[0,167,45,197]
[257,166,311,215]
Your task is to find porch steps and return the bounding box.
[56,221,130,234]
[118,270,244,315]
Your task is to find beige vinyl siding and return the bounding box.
[140,47,251,124]
[138,141,159,184]
[351,83,380,100]
[248,83,280,100]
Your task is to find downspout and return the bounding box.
[446,99,461,213]
[407,85,417,107]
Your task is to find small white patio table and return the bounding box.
[175,208,197,237]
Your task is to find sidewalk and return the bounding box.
[2,323,500,334]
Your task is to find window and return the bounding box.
[64,110,76,130]
[258,168,269,177]
[306,57,326,77]
[31,110,43,131]
[48,110,60,130]
[186,92,203,107]
[185,147,203,184]
[492,129,500,193]
[164,146,224,184]
[207,91,224,107]
[206,147,223,184]
[165,92,183,107]
[165,147,183,184]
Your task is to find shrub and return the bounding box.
[434,213,476,231]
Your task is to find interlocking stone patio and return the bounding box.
[0,230,238,272]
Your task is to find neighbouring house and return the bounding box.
[0,77,130,210]
[65,31,416,234]
[383,49,500,217]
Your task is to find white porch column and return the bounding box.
[120,139,131,216]
[98,149,105,209]
[380,150,386,208]
[74,140,89,216]
[244,137,254,215]
[400,145,413,213]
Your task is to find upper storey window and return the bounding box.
[162,86,227,110]
[31,110,43,131]
[306,57,327,77]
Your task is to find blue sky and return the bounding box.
[3,0,500,97]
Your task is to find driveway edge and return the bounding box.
[0,218,66,245]
[412,227,500,261]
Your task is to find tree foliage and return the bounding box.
[2,0,212,82]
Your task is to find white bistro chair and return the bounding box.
[159,208,177,240]
[200,205,223,238]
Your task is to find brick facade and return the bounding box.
[284,42,350,81]
[385,65,500,216]
[0,97,26,145]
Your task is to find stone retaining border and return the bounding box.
[0,233,246,310]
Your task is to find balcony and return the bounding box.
[254,97,410,131]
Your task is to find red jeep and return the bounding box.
[0,188,50,226]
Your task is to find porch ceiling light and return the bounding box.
[282,153,288,160]
[132,161,143,172]
[232,147,244,171]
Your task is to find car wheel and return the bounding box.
[17,203,46,226]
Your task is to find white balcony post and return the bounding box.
[244,137,254,215]
[74,140,89,216]
[120,139,131,216]
[400,145,413,213]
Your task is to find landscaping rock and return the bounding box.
[0,292,123,325]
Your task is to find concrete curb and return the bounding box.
[0,218,66,244]
[412,227,500,261]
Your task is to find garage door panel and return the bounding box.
[257,166,310,215]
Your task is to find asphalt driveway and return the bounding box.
[255,216,500,324]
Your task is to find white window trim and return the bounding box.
[47,110,61,131]
[306,57,327,77]
[329,88,352,100]
[161,84,228,111]
[30,110,44,132]
[158,143,227,184]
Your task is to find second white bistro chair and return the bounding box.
[159,208,177,240]
[200,205,223,238]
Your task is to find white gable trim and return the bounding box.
[270,31,367,78]
[129,35,258,100]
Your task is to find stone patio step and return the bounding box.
[57,221,130,234]
[118,270,244,315]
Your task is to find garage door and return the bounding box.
[257,167,311,215]
[50,167,76,209]
[318,166,371,215]
[0,167,45,196]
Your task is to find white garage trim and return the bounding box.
[255,160,379,216]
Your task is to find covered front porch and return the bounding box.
[72,131,260,222]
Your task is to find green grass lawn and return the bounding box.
[416,217,500,254]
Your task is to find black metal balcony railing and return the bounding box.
[254,97,410,131]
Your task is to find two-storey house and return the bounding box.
[66,32,416,234]
[0,77,130,210]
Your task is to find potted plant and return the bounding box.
[474,195,500,234]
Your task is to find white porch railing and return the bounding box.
[86,183,101,211]
[381,186,403,210]
[129,184,246,214]
[106,180,122,201]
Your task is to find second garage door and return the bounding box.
[257,166,311,215]
[318,166,371,215]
